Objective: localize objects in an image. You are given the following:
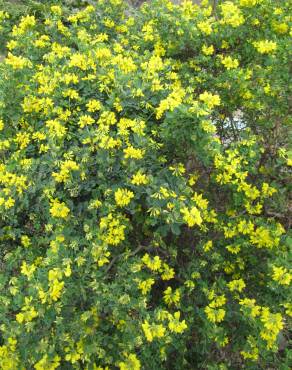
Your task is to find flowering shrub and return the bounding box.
[0,0,291,369]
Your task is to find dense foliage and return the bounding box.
[0,0,291,369]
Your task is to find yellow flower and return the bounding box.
[21,261,36,280]
[253,40,277,54]
[115,188,134,207]
[16,312,25,323]
[142,21,155,41]
[239,298,261,318]
[142,320,166,342]
[282,303,292,317]
[205,306,226,323]
[161,263,175,280]
[78,114,95,128]
[209,294,226,308]
[5,197,15,209]
[34,355,61,370]
[156,87,185,119]
[46,119,67,138]
[227,278,246,292]
[261,182,277,197]
[168,311,187,333]
[163,286,180,306]
[203,240,213,252]
[142,254,161,271]
[49,279,64,302]
[272,22,288,34]
[98,111,117,126]
[51,5,62,16]
[16,297,38,324]
[181,206,202,227]
[118,354,140,370]
[197,20,212,35]
[123,146,144,160]
[48,268,62,282]
[169,163,185,177]
[260,308,283,349]
[240,0,258,6]
[272,266,291,285]
[12,15,36,37]
[99,213,126,246]
[199,91,221,109]
[221,56,239,69]
[88,199,102,209]
[25,308,38,322]
[69,52,95,71]
[240,336,259,361]
[50,199,70,218]
[138,278,155,295]
[220,2,244,28]
[86,99,102,112]
[20,235,31,248]
[131,171,149,185]
[5,53,32,70]
[249,226,281,249]
[202,45,214,56]
[226,244,241,254]
[52,160,79,183]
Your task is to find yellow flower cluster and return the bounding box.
[142,253,161,270]
[180,206,202,227]
[21,235,31,248]
[123,146,144,160]
[131,170,149,185]
[34,355,61,370]
[0,10,9,31]
[119,354,140,370]
[12,15,36,37]
[5,52,32,69]
[16,297,38,324]
[52,160,79,183]
[197,20,213,35]
[199,91,221,109]
[202,44,214,56]
[168,311,187,333]
[115,188,134,207]
[100,213,126,246]
[253,40,277,54]
[138,278,155,295]
[163,286,181,306]
[250,225,283,249]
[240,335,259,361]
[240,0,260,6]
[272,266,292,285]
[86,99,102,112]
[142,320,166,341]
[260,308,283,349]
[48,269,65,302]
[21,261,36,280]
[78,114,95,128]
[220,2,244,28]
[227,278,246,292]
[205,293,226,323]
[221,56,239,69]
[156,87,185,119]
[0,338,19,370]
[50,199,70,218]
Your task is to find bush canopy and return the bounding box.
[0,0,291,369]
